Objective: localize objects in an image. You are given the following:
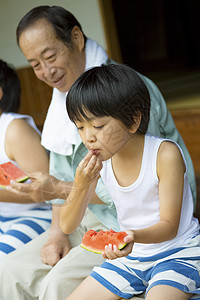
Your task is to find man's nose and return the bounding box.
[42,64,56,78]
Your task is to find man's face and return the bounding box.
[19,19,86,93]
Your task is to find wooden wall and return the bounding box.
[16,66,52,131]
[170,108,200,219]
[170,108,200,176]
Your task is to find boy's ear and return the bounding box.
[129,112,141,133]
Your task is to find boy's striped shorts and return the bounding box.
[91,235,200,299]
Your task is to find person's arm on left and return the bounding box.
[1,118,49,203]
[6,118,49,173]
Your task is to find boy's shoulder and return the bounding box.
[146,133,183,162]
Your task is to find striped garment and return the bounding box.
[91,235,200,299]
[0,113,52,260]
[0,206,52,260]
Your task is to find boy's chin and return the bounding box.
[99,153,111,162]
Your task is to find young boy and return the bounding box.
[60,64,200,300]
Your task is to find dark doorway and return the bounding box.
[98,0,200,103]
[111,0,200,76]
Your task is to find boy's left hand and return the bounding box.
[75,150,102,189]
[102,230,134,260]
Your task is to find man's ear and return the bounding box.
[0,87,3,101]
[129,112,141,134]
[71,26,85,52]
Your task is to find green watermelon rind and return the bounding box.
[80,242,127,254]
[0,175,29,189]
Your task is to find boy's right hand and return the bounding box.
[75,150,102,189]
[102,230,134,260]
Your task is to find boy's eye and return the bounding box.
[94,125,104,129]
[77,126,84,131]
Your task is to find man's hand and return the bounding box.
[6,172,70,203]
[102,230,134,260]
[40,205,72,266]
[40,229,72,266]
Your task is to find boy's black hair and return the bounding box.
[66,64,151,134]
[0,59,21,113]
[16,6,87,49]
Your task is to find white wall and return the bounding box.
[0,0,106,68]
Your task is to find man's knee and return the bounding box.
[0,254,15,274]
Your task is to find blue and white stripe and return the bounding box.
[91,235,200,299]
[0,206,52,260]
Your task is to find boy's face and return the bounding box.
[75,113,133,161]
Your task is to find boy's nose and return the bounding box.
[86,130,96,143]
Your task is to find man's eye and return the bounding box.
[47,54,56,61]
[77,126,84,131]
[32,63,40,69]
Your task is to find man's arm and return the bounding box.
[40,205,72,266]
[7,172,72,202]
[8,166,103,266]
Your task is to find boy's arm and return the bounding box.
[59,151,102,234]
[133,141,185,243]
[104,141,185,260]
[142,73,196,206]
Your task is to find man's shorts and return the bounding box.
[90,235,200,299]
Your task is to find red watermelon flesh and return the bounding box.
[0,162,29,189]
[81,229,127,254]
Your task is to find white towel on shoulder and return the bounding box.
[41,38,108,155]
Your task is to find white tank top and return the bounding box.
[100,133,199,257]
[0,112,43,215]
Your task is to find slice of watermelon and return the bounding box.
[80,229,127,254]
[0,162,29,189]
